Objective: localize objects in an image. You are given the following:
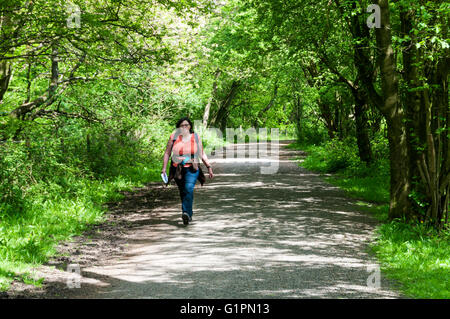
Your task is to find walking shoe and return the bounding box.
[182,213,189,225]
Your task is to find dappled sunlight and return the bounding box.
[54,141,402,298]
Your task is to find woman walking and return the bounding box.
[161,117,214,225]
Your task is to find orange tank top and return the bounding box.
[170,133,198,167]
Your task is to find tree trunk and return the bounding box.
[318,98,336,139]
[386,114,411,218]
[375,0,411,219]
[400,7,427,212]
[213,80,240,133]
[0,12,13,104]
[354,91,373,163]
[0,60,12,104]
[400,3,449,227]
[203,69,221,127]
[432,16,449,229]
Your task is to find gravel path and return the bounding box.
[6,140,403,298]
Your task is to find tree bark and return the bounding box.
[0,60,12,104]
[0,12,13,104]
[354,90,373,163]
[375,0,411,219]
[400,7,427,205]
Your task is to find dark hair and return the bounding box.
[175,117,194,134]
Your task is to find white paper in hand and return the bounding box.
[161,172,168,184]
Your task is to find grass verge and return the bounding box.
[0,161,162,292]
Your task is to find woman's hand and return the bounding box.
[207,167,214,179]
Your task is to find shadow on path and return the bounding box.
[12,140,403,299]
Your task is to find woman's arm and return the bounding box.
[198,135,210,167]
[198,135,214,179]
[161,136,174,174]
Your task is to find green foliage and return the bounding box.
[0,114,172,289]
[1,0,447,298]
[0,0,231,291]
[296,118,328,145]
[291,138,390,203]
[370,132,390,161]
[300,137,361,173]
[0,141,28,213]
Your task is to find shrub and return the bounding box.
[321,137,360,173]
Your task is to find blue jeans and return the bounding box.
[175,166,199,218]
